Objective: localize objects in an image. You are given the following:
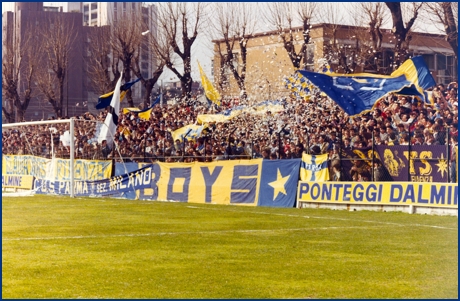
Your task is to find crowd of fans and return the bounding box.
[2,82,458,182]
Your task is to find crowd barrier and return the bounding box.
[2,152,458,216]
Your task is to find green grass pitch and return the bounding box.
[2,195,458,298]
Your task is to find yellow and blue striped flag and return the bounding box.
[95,78,141,109]
[170,124,207,142]
[122,95,161,121]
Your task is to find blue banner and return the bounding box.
[258,159,301,208]
[35,165,154,197]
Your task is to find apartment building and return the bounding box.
[2,2,157,122]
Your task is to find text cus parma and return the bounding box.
[34,166,153,196]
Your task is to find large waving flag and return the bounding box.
[391,56,437,104]
[300,153,329,182]
[95,78,140,109]
[296,70,424,116]
[258,159,301,208]
[98,71,123,145]
[198,61,221,106]
[122,95,161,121]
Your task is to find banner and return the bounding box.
[250,100,285,115]
[52,158,112,181]
[258,159,301,208]
[297,181,458,208]
[2,174,34,189]
[196,101,284,124]
[138,159,264,205]
[2,155,112,181]
[300,153,329,181]
[342,145,450,182]
[35,165,153,196]
[196,105,247,124]
[2,155,50,179]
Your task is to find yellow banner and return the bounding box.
[52,158,112,181]
[139,159,263,206]
[2,174,34,189]
[2,155,112,181]
[297,181,458,208]
[196,113,238,124]
[2,155,49,178]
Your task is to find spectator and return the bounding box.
[349,157,368,182]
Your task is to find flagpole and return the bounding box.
[160,80,163,107]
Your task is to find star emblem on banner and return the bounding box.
[435,153,448,178]
[268,168,290,201]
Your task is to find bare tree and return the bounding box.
[211,2,256,101]
[347,2,389,73]
[321,3,355,73]
[86,25,122,96]
[156,2,206,101]
[87,6,165,108]
[132,8,170,108]
[2,24,40,122]
[263,2,317,69]
[110,9,145,107]
[36,13,77,118]
[423,2,458,59]
[385,2,423,69]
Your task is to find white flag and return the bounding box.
[98,71,123,145]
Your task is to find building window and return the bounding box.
[436,54,457,84]
[445,55,457,79]
[304,43,315,71]
[422,54,435,70]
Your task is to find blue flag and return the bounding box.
[296,70,424,116]
[258,159,301,208]
[95,78,141,109]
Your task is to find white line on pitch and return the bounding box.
[2,226,373,241]
[185,206,458,230]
